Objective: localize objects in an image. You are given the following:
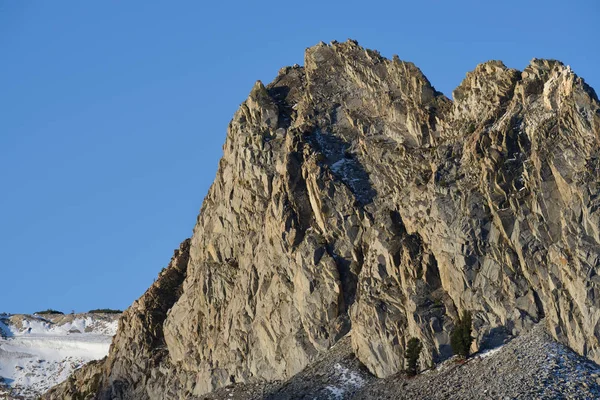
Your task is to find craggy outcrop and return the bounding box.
[45,40,600,399]
[45,239,191,399]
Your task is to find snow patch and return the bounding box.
[333,363,366,388]
[323,363,367,399]
[3,316,117,337]
[0,314,118,398]
[477,344,505,359]
[330,159,348,173]
[325,385,345,399]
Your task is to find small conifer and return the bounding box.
[450,311,473,359]
[405,337,423,376]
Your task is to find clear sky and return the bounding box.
[1,0,598,314]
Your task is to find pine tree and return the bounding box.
[405,337,423,376]
[450,311,473,359]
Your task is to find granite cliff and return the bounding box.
[45,40,600,399]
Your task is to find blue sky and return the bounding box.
[1,0,598,313]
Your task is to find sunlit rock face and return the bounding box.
[44,40,600,399]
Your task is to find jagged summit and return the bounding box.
[44,41,599,399]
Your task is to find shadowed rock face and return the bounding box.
[44,40,600,399]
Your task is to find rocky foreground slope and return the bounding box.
[197,323,600,400]
[45,40,600,399]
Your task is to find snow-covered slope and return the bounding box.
[0,313,119,399]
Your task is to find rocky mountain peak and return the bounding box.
[44,41,600,399]
[452,60,520,123]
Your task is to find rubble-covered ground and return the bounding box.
[200,323,600,400]
[356,323,600,400]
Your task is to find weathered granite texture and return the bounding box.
[44,40,600,399]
